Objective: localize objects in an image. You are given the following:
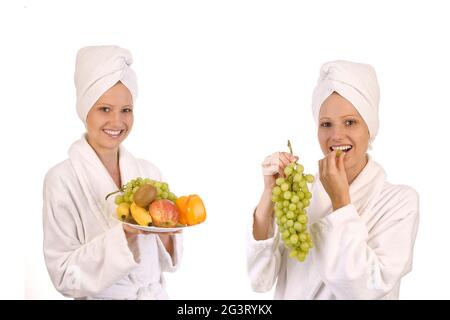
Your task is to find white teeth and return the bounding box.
[331,145,352,151]
[103,129,122,136]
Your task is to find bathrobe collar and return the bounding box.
[68,134,143,229]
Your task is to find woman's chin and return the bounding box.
[98,138,123,150]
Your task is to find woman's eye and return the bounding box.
[122,108,133,113]
[99,107,110,112]
[320,122,331,127]
[345,120,356,126]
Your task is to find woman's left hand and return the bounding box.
[318,150,351,211]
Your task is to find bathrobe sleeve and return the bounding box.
[156,234,183,272]
[43,171,138,298]
[311,186,419,299]
[246,209,285,292]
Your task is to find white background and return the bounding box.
[1,0,449,299]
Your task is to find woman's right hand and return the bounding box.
[261,152,299,190]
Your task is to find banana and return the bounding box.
[130,202,152,226]
[116,202,131,221]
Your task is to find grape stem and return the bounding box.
[105,185,126,200]
[287,140,293,155]
[287,139,298,166]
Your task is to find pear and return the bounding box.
[133,184,157,207]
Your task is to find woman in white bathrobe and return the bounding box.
[247,60,419,299]
[43,45,182,300]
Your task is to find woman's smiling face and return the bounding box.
[318,92,370,172]
[86,81,134,153]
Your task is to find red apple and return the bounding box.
[149,199,179,227]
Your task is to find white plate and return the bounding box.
[112,215,189,233]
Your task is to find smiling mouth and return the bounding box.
[103,129,124,138]
[330,145,353,153]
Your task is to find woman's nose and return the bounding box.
[330,125,345,140]
[109,110,123,126]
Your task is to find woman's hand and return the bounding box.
[122,225,181,261]
[261,152,299,191]
[318,150,350,211]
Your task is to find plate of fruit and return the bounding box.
[106,177,207,233]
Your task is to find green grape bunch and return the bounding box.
[271,140,315,262]
[105,177,177,205]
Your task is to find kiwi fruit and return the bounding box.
[133,184,157,207]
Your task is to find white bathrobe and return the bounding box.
[43,135,182,299]
[247,156,419,299]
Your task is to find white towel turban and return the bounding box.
[311,60,380,146]
[74,45,138,124]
